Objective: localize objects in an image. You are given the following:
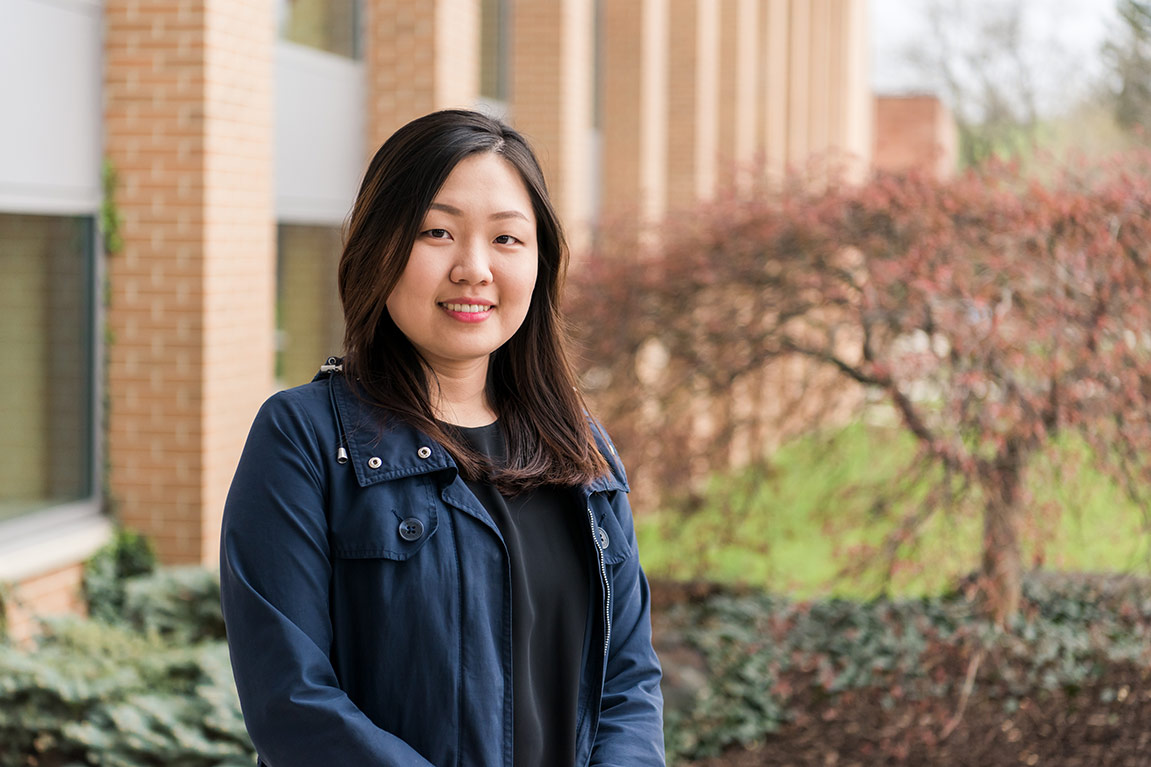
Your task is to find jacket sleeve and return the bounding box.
[219,393,435,766]
[590,486,666,765]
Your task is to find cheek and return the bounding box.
[514,257,540,306]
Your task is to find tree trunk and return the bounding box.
[980,450,1025,625]
[981,496,1023,625]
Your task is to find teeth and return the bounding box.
[442,303,490,313]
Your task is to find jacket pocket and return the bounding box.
[329,475,439,561]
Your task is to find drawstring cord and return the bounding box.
[324,356,349,465]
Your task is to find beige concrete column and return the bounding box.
[511,0,596,244]
[694,0,721,202]
[786,0,811,168]
[105,0,276,564]
[762,0,790,180]
[364,0,481,152]
[834,0,873,180]
[601,0,669,222]
[736,0,760,171]
[808,0,832,165]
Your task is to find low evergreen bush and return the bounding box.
[661,572,1151,761]
[0,616,252,767]
[0,534,252,767]
[6,533,1148,766]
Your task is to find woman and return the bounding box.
[220,109,665,766]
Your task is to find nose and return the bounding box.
[449,238,493,285]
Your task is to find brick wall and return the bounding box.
[873,94,958,179]
[4,563,86,644]
[510,0,596,245]
[364,0,480,155]
[104,0,275,565]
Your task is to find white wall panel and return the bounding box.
[0,0,102,214]
[275,42,365,225]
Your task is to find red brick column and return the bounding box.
[364,0,480,153]
[510,0,596,243]
[666,0,719,210]
[104,0,276,565]
[601,0,669,222]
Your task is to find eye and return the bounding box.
[423,228,451,240]
[494,234,521,245]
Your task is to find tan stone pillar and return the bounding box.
[511,0,596,245]
[808,0,833,163]
[364,0,481,153]
[832,0,873,179]
[762,0,790,180]
[716,0,758,189]
[105,0,276,564]
[786,0,811,168]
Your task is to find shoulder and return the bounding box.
[249,380,338,449]
[585,415,630,493]
[256,380,332,420]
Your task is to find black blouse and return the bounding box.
[451,422,592,767]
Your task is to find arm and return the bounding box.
[590,490,666,766]
[219,393,435,766]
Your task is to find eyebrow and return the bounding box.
[428,202,530,223]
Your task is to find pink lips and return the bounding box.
[439,299,494,324]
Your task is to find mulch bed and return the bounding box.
[649,580,1151,767]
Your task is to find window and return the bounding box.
[277,0,360,59]
[480,0,509,102]
[0,214,95,522]
[276,224,345,387]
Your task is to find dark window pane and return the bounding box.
[0,214,94,521]
[278,0,360,59]
[481,0,508,101]
[276,224,345,387]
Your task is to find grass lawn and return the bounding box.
[635,416,1151,599]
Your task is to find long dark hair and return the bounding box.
[338,109,609,492]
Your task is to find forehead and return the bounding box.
[432,153,534,209]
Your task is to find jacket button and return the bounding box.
[417,446,432,459]
[398,518,425,541]
[597,526,610,551]
[367,456,382,469]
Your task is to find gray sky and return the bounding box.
[870,0,1119,111]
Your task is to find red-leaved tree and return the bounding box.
[568,155,1151,623]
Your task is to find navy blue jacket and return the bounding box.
[219,367,665,766]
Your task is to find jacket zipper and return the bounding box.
[586,501,611,658]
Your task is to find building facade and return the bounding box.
[0,0,872,637]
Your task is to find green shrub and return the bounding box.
[83,529,157,624]
[662,572,1151,762]
[119,568,226,644]
[1,533,249,767]
[0,617,252,767]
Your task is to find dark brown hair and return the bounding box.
[338,109,608,492]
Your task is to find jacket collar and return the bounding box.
[327,372,456,487]
[320,368,628,494]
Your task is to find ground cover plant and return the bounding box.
[5,535,1151,766]
[0,535,253,767]
[654,573,1151,766]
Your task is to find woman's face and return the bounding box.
[386,152,539,376]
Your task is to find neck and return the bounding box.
[427,357,496,427]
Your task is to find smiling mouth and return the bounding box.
[439,302,493,313]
